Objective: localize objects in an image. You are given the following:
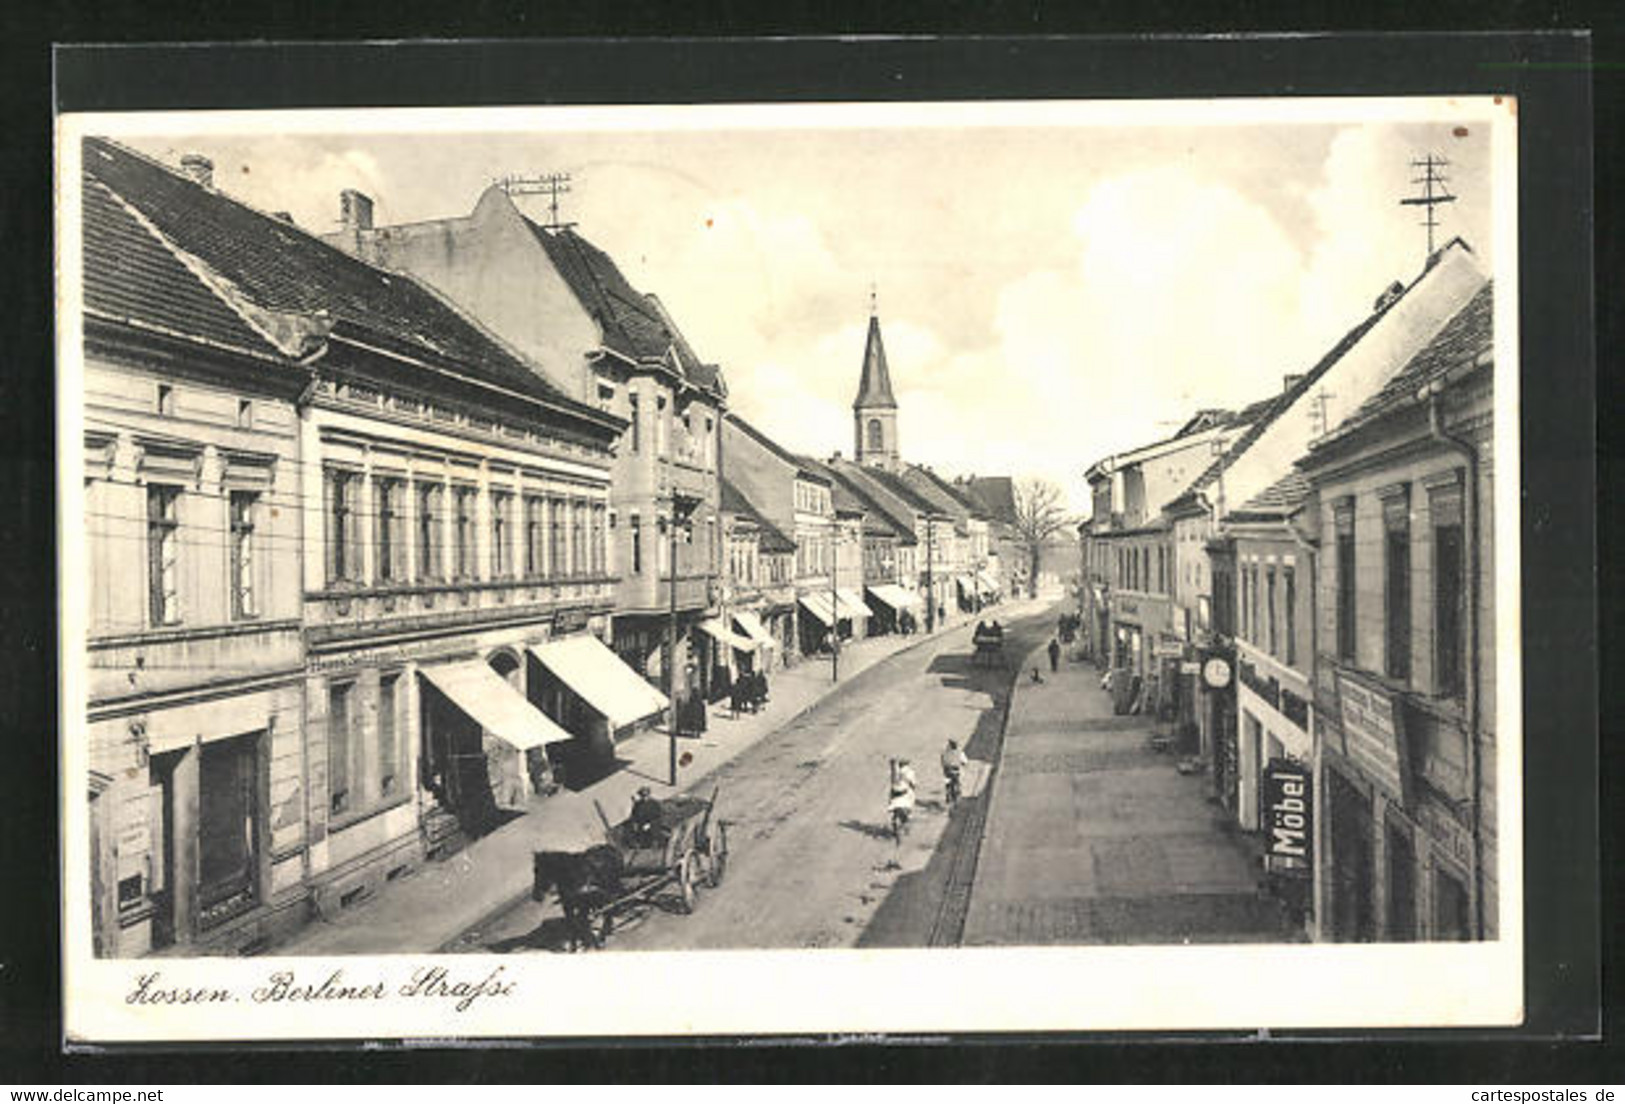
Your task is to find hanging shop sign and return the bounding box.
[1202,655,1232,689]
[1263,757,1313,876]
[1336,672,1411,804]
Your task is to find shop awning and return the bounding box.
[419,660,571,752]
[698,617,759,653]
[978,570,1001,593]
[527,634,670,731]
[732,609,779,650]
[798,592,835,627]
[955,574,978,596]
[835,588,871,620]
[866,583,921,611]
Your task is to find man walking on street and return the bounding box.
[1048,635,1062,674]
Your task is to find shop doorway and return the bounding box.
[1328,769,1376,941]
[1386,824,1417,940]
[420,680,501,838]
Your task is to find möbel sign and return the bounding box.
[1263,757,1313,875]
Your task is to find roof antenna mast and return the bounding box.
[498,172,576,230]
[1400,153,1456,258]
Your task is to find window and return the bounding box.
[1386,825,1416,940]
[327,682,353,816]
[593,503,607,575]
[655,395,668,456]
[453,486,476,579]
[1336,505,1356,661]
[867,418,884,451]
[378,674,399,798]
[491,491,512,578]
[1434,867,1470,941]
[572,500,587,577]
[1432,483,1466,699]
[236,398,253,428]
[704,415,715,468]
[658,517,670,576]
[229,490,258,619]
[1383,488,1411,681]
[325,469,361,584]
[146,485,180,626]
[1284,565,1297,666]
[525,496,544,578]
[1266,567,1277,656]
[597,382,615,408]
[631,513,643,574]
[416,483,442,580]
[156,383,175,416]
[374,478,402,584]
[549,498,566,577]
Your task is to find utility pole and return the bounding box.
[924,517,936,632]
[1309,388,1337,438]
[1400,153,1457,258]
[666,493,696,786]
[830,524,840,683]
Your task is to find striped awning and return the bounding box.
[798,592,836,627]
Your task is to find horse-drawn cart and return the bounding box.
[972,623,1006,668]
[532,786,727,949]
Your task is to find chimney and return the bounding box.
[179,154,214,190]
[340,189,374,232]
[1372,280,1405,313]
[1282,373,1304,394]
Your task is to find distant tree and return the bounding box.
[1012,477,1071,598]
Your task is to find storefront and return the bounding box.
[797,592,837,654]
[526,631,671,786]
[864,583,922,635]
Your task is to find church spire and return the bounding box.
[853,305,897,410]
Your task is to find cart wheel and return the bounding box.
[677,850,700,914]
[706,823,729,888]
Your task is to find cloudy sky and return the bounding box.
[123,103,1498,512]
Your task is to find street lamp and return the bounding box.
[924,516,935,633]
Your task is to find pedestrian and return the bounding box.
[1048,635,1061,673]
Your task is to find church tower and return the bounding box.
[853,300,900,471]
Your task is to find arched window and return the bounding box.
[867,418,884,451]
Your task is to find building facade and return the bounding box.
[323,183,727,715]
[1299,283,1496,943]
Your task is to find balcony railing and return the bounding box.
[306,575,614,640]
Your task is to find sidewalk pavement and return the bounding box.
[961,641,1301,945]
[278,605,1017,956]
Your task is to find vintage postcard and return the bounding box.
[56,95,1521,1042]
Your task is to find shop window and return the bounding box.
[328,682,354,816]
[1433,867,1470,941]
[146,484,181,626]
[1383,488,1412,681]
[1335,504,1356,661]
[229,490,259,620]
[1386,825,1417,941]
[198,734,259,927]
[118,872,145,910]
[1432,484,1466,699]
[378,674,399,798]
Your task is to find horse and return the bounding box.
[531,845,625,951]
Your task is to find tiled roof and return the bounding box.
[725,415,831,485]
[720,476,796,553]
[844,463,945,517]
[83,137,585,412]
[816,460,917,541]
[528,222,722,394]
[1167,307,1392,511]
[959,476,1018,524]
[82,172,282,362]
[852,313,897,408]
[902,464,978,520]
[798,456,867,517]
[1312,282,1493,448]
[1229,470,1312,519]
